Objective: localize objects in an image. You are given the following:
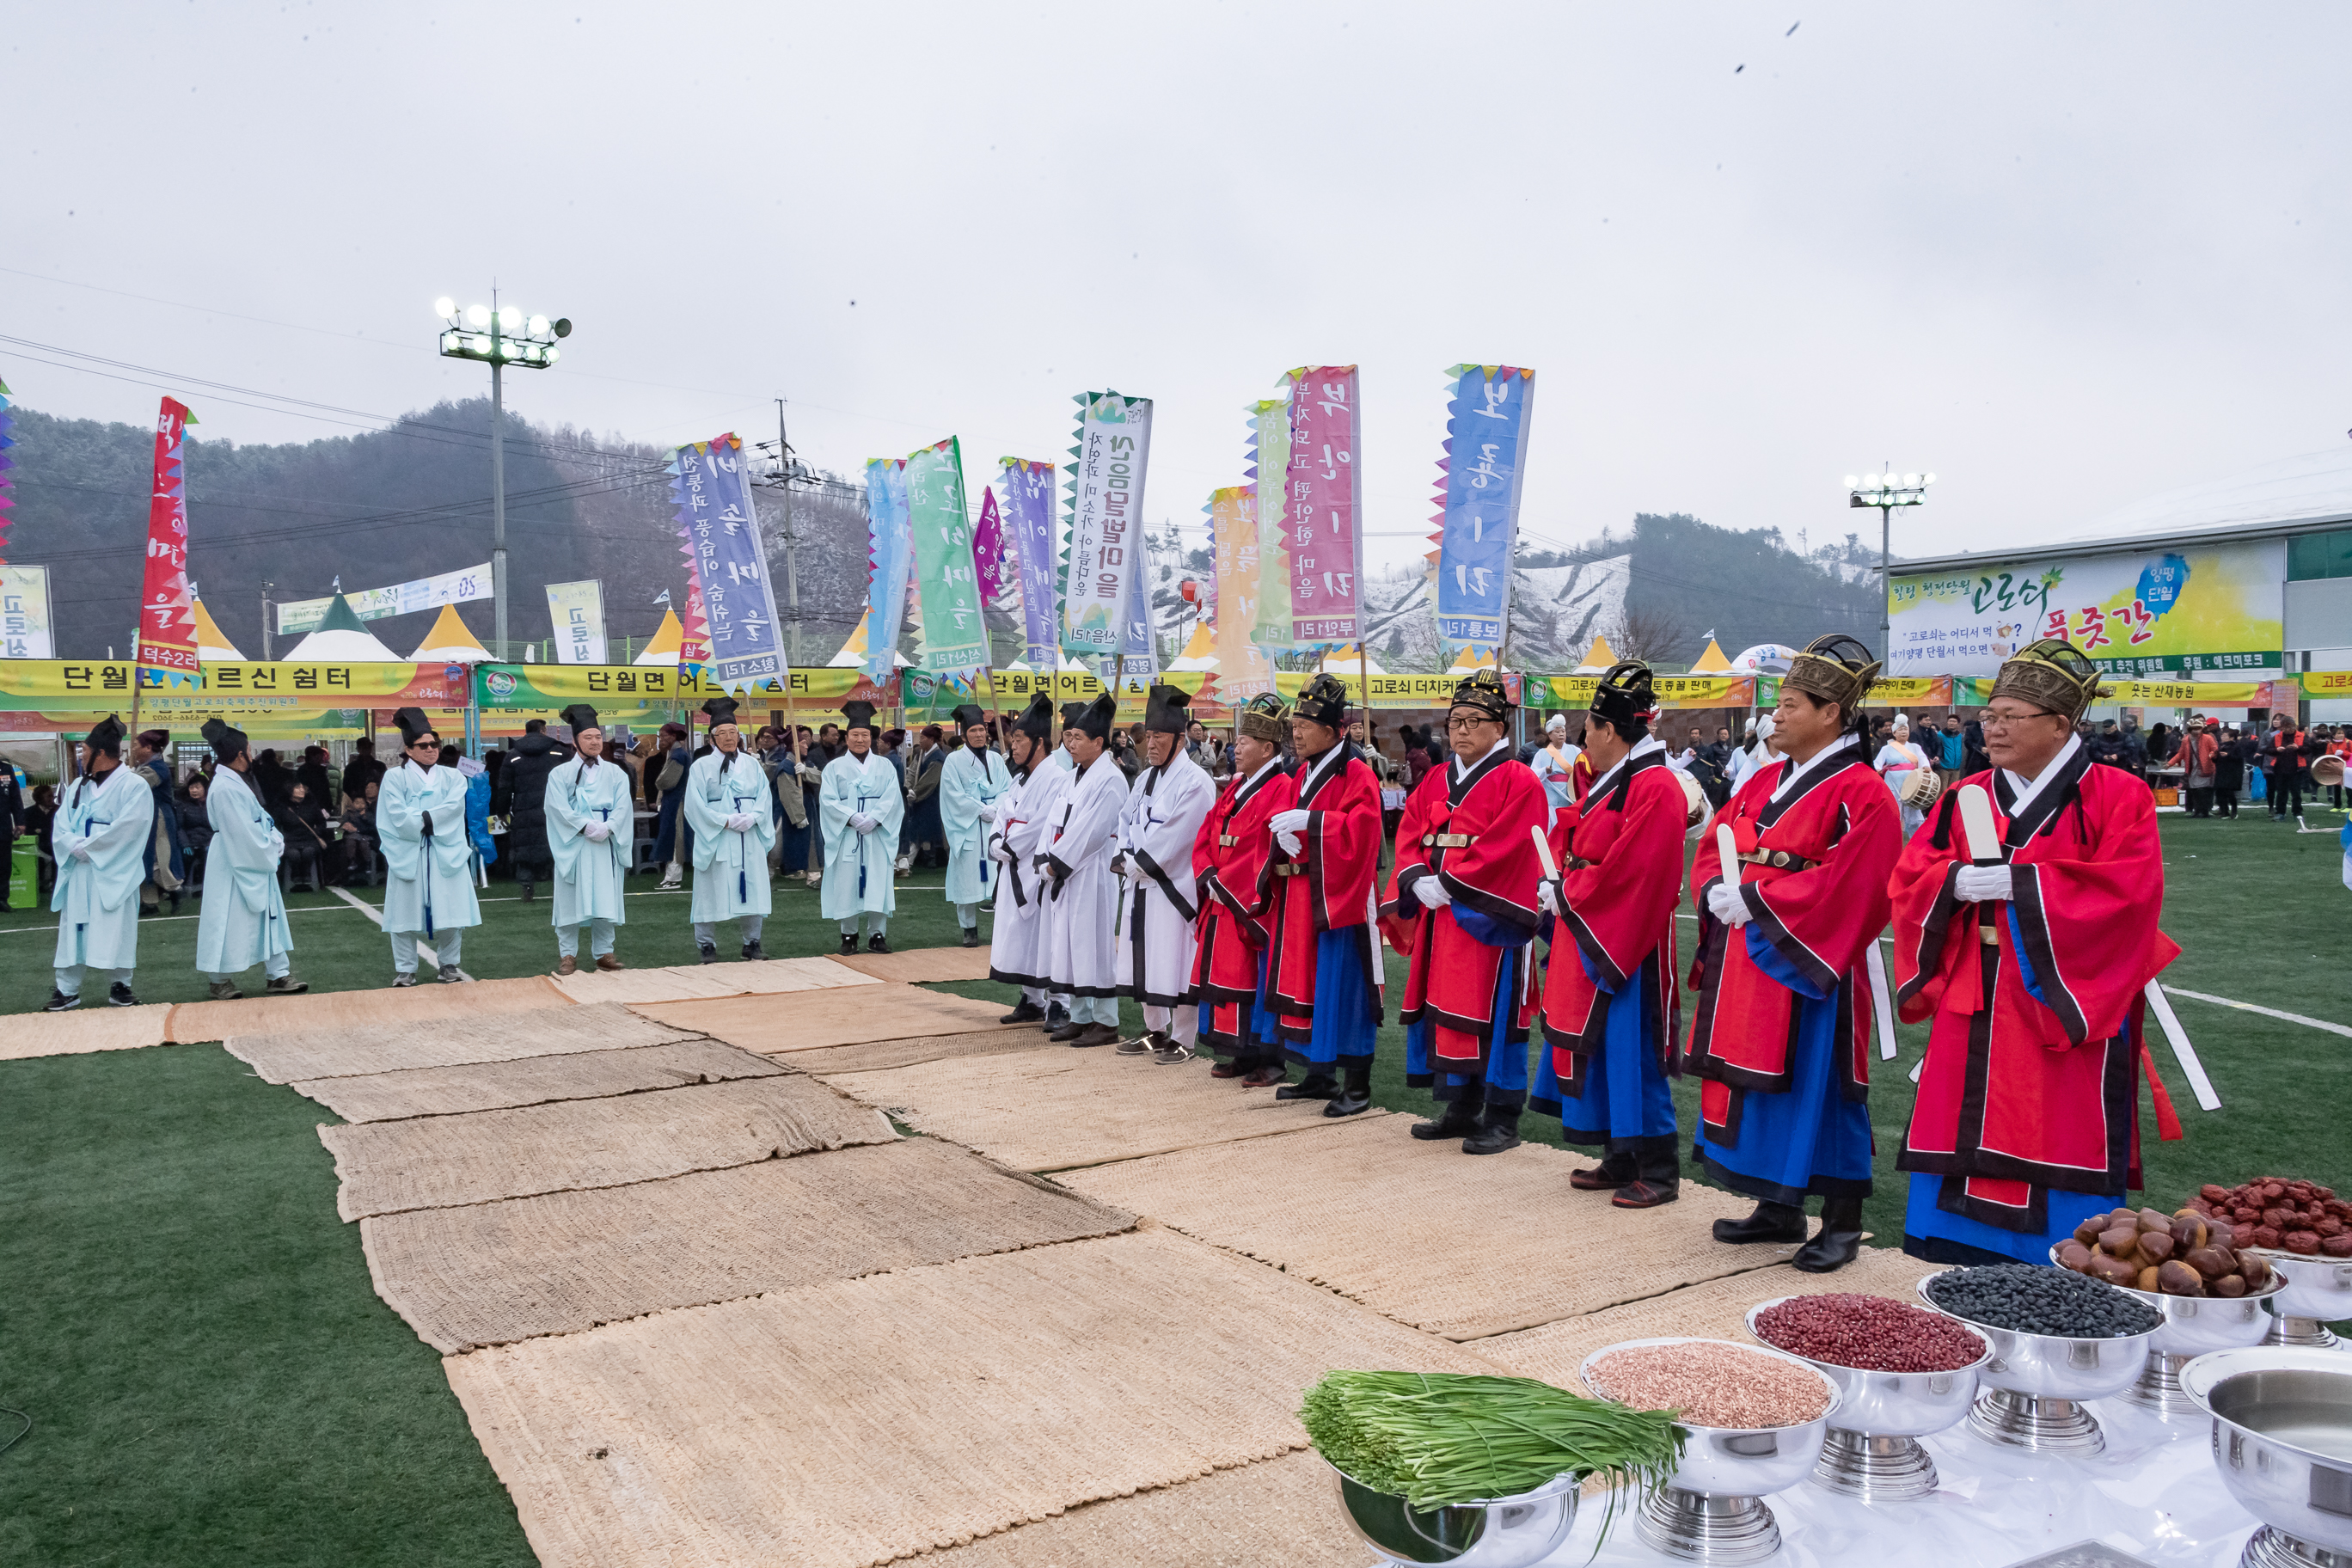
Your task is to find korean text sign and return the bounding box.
[1432,366,1535,647]
[1061,393,1153,654]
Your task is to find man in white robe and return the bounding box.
[46,714,155,1011]
[1114,685,1216,1062]
[194,718,305,1000]
[686,695,776,961]
[987,695,1060,1022]
[377,707,481,985]
[545,702,632,975]
[940,701,1013,947]
[1039,693,1128,1047]
[819,698,904,952]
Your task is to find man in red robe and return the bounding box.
[1892,638,2179,1265]
[1531,661,1690,1208]
[1685,635,1902,1269]
[1381,671,1547,1155]
[1191,694,1297,1087]
[1265,673,1387,1117]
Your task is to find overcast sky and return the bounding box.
[8,2,2347,581]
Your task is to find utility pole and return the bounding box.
[260,580,274,660]
[776,397,801,668]
[491,288,507,658]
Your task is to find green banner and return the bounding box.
[906,438,990,673]
[1250,397,1295,648]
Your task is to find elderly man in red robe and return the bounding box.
[1685,635,1902,1269]
[1892,638,2178,1265]
[1530,661,1691,1209]
[1382,671,1547,1155]
[1191,694,1297,1087]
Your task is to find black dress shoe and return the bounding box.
[1712,1200,1809,1246]
[960,928,980,948]
[1612,1179,1681,1209]
[999,1001,1046,1025]
[1048,1021,1090,1043]
[742,940,764,961]
[1461,1107,1522,1155]
[1324,1088,1374,1117]
[1570,1152,1639,1191]
[868,933,890,952]
[701,941,722,965]
[841,934,858,954]
[1209,1060,1247,1079]
[1240,1065,1287,1087]
[1275,1075,1340,1101]
[1792,1228,1865,1273]
[1410,1102,1481,1142]
[1067,1022,1120,1048]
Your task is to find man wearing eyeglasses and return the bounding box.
[377,707,481,985]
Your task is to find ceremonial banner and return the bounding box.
[863,458,913,680]
[1431,365,1536,648]
[137,396,199,678]
[276,562,493,635]
[0,376,15,559]
[672,434,786,695]
[477,663,888,707]
[1248,398,1295,648]
[1210,485,1273,697]
[1281,365,1363,645]
[543,579,608,665]
[997,458,1059,668]
[2306,671,2352,699]
[904,438,990,673]
[1060,391,1152,654]
[972,481,1015,609]
[1533,673,1755,710]
[2,564,54,659]
[1120,544,1159,675]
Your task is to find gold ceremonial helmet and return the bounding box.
[1784,634,1881,716]
[1238,692,1289,743]
[1991,638,2104,722]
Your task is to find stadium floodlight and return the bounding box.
[1847,465,1934,662]
[434,296,456,318]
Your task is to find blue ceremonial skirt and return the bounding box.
[1541,957,1677,1152]
[1692,928,1872,1204]
[1289,928,1379,1069]
[1430,946,1529,1109]
[1248,952,1286,1062]
[1902,1173,2121,1266]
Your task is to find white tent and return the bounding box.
[192,598,246,662]
[829,607,915,669]
[408,603,492,664]
[1315,647,1387,677]
[280,592,404,662]
[1166,621,1219,672]
[633,608,684,668]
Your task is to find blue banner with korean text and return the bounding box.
[1431,365,1536,649]
[864,457,914,681]
[671,433,788,695]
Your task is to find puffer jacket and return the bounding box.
[498,732,564,868]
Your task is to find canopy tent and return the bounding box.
[192,597,247,662]
[1314,646,1387,677]
[1570,633,1621,675]
[1690,636,1733,673]
[632,608,684,668]
[409,603,492,664]
[1444,645,1501,677]
[828,607,914,670]
[1001,647,1093,673]
[279,591,404,662]
[1166,621,1218,672]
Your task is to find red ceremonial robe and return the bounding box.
[1269,744,1386,1040]
[1189,760,1296,1054]
[1893,741,2180,1240]
[1540,749,1687,1093]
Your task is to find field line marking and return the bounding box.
[2161,986,2352,1041]
[328,885,439,971]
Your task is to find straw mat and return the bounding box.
[227,1002,701,1084]
[1472,1246,1945,1393]
[825,945,995,984]
[443,1227,1496,1568]
[1057,1115,1774,1339]
[819,1046,1391,1172]
[0,1002,174,1062]
[320,1075,896,1220]
[363,1138,1134,1351]
[294,1038,786,1124]
[165,974,566,1042]
[631,985,1012,1056]
[784,1026,1053,1076]
[548,956,882,1006]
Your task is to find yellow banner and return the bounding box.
[2305,671,2352,697]
[0,659,465,707]
[1533,674,1756,710]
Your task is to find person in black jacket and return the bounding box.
[497,719,567,899]
[176,777,215,893]
[278,781,334,893]
[0,760,22,911]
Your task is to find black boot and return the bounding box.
[1276,1073,1340,1101]
[1570,1150,1638,1191]
[1461,1102,1522,1155]
[1411,1094,1482,1142]
[1613,1144,1683,1208]
[1793,1195,1868,1273]
[1000,999,1046,1025]
[841,934,858,954]
[1713,1198,1807,1245]
[1325,1059,1374,1118]
[961,927,979,948]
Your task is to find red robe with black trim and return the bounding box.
[1892,743,2179,1232]
[1268,744,1386,1039]
[1381,744,1547,1075]
[1189,761,1296,1050]
[1683,744,1901,1140]
[1540,749,1686,1092]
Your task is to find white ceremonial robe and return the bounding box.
[546,755,632,930]
[195,767,292,975]
[939,744,1013,908]
[988,754,1069,990]
[818,750,904,919]
[1114,751,1215,1008]
[1041,750,1129,1001]
[686,750,776,922]
[51,763,156,973]
[378,760,482,937]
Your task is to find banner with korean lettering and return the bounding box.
[544,579,608,665]
[1121,541,1159,675]
[1,564,54,658]
[996,458,1058,667]
[864,458,913,680]
[1248,398,1295,649]
[904,438,991,673]
[1209,485,1274,697]
[1060,392,1152,655]
[672,434,787,695]
[972,480,1015,609]
[277,561,492,635]
[137,396,199,680]
[1431,365,1536,648]
[1282,366,1363,645]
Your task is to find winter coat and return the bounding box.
[499,732,564,867]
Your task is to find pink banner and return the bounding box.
[137,396,199,676]
[972,481,1015,609]
[1283,365,1362,644]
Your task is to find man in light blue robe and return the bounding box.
[194,718,305,1000]
[545,701,632,975]
[686,695,775,962]
[820,699,904,952]
[377,707,481,985]
[939,701,1012,948]
[47,714,155,1011]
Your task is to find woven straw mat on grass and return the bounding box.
[1473,1246,1945,1393]
[166,973,565,1042]
[0,1002,173,1062]
[227,1001,701,1084]
[782,1025,1052,1076]
[819,1044,1390,1172]
[629,984,1011,1055]
[295,1038,785,1124]
[824,944,995,983]
[364,1137,1133,1351]
[548,955,883,1006]
[443,1227,1497,1568]
[1058,1114,1776,1340]
[321,1075,894,1220]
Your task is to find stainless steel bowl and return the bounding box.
[1743,1295,1991,1501]
[2247,1251,2352,1349]
[2048,1247,2292,1418]
[1583,1336,1841,1563]
[1914,1273,2161,1455]
[1326,1463,1579,1567]
[2182,1347,2352,1567]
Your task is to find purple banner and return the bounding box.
[673,432,787,693]
[997,456,1058,667]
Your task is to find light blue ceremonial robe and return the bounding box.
[546,754,632,930]
[52,763,155,972]
[686,749,775,921]
[939,744,1012,907]
[378,761,481,937]
[195,767,292,974]
[818,750,904,919]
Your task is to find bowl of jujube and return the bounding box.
[1744,1294,1990,1441]
[2190,1179,2352,1259]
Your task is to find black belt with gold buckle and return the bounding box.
[1422,832,1475,848]
[1737,848,1819,873]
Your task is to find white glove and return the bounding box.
[1124,856,1148,883]
[726,812,755,833]
[1955,864,2013,903]
[1537,879,1561,917]
[1276,830,1303,856]
[849,812,877,834]
[1270,808,1311,837]
[1412,875,1452,910]
[1706,881,1753,927]
[989,841,1014,865]
[69,841,93,863]
[582,821,611,842]
[978,805,998,824]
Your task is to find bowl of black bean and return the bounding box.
[1915,1264,2163,1455]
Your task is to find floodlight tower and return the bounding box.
[1846,467,1934,661]
[433,295,573,657]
